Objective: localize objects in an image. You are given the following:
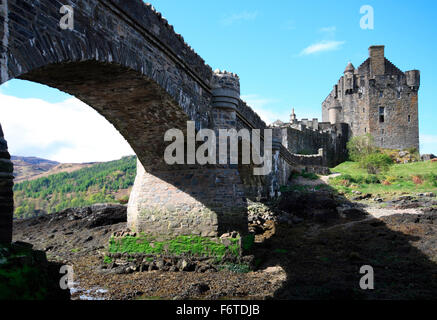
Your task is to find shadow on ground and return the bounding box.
[248,183,437,300]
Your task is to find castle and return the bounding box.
[272,45,420,166]
[322,45,420,151]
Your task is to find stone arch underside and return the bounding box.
[0,0,252,243]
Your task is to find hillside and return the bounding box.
[13,156,137,219]
[12,156,60,181]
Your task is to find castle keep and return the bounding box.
[322,45,420,151]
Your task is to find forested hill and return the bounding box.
[13,156,137,219]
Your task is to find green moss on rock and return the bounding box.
[108,234,241,262]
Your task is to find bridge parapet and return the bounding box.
[105,0,213,86]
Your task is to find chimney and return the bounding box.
[369,45,385,76]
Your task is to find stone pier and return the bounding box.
[0,124,13,244]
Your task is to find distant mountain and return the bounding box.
[11,156,98,183]
[12,156,60,181]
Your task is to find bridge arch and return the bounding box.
[0,0,253,243]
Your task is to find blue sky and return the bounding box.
[1,0,436,162]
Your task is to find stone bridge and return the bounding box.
[0,0,326,244]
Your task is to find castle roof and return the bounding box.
[357,58,404,76]
[344,62,355,73]
[272,120,285,127]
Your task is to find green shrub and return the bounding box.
[359,153,393,174]
[301,171,319,180]
[425,173,437,187]
[347,134,376,162]
[365,174,381,184]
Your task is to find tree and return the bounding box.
[347,134,376,162]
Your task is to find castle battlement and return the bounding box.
[269,108,349,167]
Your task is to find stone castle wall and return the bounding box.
[278,124,349,168]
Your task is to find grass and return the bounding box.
[108,234,241,262]
[329,161,437,196]
[290,170,319,181]
[333,160,436,177]
[218,263,251,273]
[0,244,49,300]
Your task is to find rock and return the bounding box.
[196,264,214,273]
[190,283,210,294]
[399,151,408,157]
[421,154,436,161]
[12,241,33,250]
[84,236,93,243]
[341,208,367,219]
[178,259,195,272]
[84,204,127,229]
[169,266,178,272]
[352,193,372,201]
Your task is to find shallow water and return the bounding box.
[70,282,108,300]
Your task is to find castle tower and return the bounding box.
[369,45,385,76]
[344,62,355,94]
[290,108,297,124]
[322,45,420,151]
[328,100,342,125]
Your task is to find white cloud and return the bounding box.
[241,94,288,125]
[319,26,336,33]
[420,134,437,155]
[221,11,258,26]
[0,93,134,163]
[300,40,345,56]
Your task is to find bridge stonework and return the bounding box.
[0,124,13,244]
[0,0,345,244]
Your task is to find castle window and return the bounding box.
[381,129,385,135]
[408,115,411,123]
[379,91,384,98]
[363,108,365,113]
[379,107,385,123]
[364,128,367,133]
[397,91,401,99]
